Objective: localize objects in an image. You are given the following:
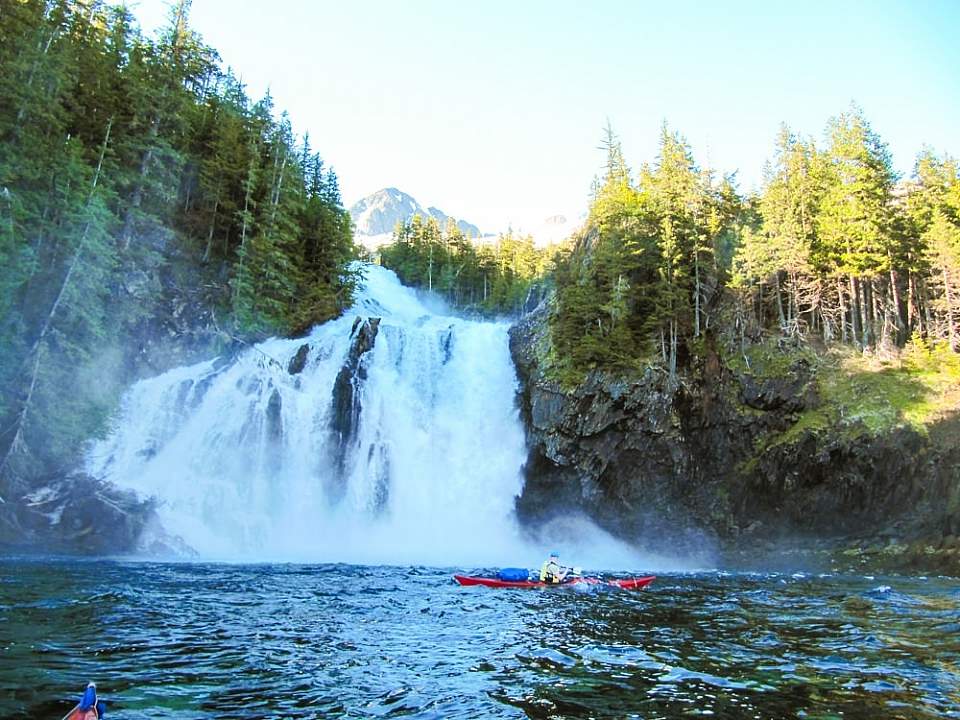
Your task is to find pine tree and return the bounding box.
[818,106,899,348]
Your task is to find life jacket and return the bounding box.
[540,559,561,583]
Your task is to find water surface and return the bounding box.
[1,561,958,718]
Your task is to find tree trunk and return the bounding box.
[849,275,860,345]
[775,273,786,331]
[944,268,957,351]
[907,272,916,336]
[858,277,871,347]
[922,278,934,339]
[202,178,222,263]
[232,151,257,319]
[15,21,59,127]
[860,279,868,347]
[888,266,904,343]
[837,277,847,344]
[789,273,802,335]
[669,318,678,386]
[877,279,894,352]
[693,250,701,338]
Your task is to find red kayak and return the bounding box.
[454,574,655,590]
[62,709,98,720]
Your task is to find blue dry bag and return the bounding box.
[79,685,97,710]
[497,568,529,582]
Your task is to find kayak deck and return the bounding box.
[454,574,655,590]
[62,706,99,720]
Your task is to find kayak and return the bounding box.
[62,682,103,720]
[62,708,99,720]
[453,574,655,590]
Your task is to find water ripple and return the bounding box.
[0,561,958,718]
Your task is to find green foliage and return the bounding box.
[754,344,960,461]
[380,218,547,315]
[0,1,357,484]
[550,124,742,381]
[817,107,897,279]
[724,337,817,380]
[731,107,959,351]
[552,109,959,399]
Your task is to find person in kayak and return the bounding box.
[540,551,568,583]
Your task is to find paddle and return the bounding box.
[555,565,583,583]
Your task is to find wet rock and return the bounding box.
[212,354,234,371]
[329,317,381,502]
[122,269,157,298]
[288,343,310,375]
[367,439,391,514]
[265,388,283,443]
[530,387,567,430]
[351,316,381,356]
[189,363,231,409]
[0,474,159,555]
[439,327,454,364]
[521,281,551,316]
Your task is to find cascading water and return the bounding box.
[85,267,507,563]
[88,265,645,567]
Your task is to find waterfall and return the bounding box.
[87,265,536,565]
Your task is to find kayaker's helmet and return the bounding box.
[549,550,559,559]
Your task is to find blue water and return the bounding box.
[1,560,958,718]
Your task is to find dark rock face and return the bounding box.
[509,311,960,573]
[288,343,310,375]
[329,317,381,502]
[738,367,814,412]
[0,474,161,555]
[265,388,284,444]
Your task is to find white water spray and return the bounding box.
[88,265,655,568]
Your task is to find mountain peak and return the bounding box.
[349,188,482,248]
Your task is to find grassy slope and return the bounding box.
[728,340,960,457]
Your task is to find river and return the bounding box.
[1,560,958,718]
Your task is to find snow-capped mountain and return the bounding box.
[349,188,482,249]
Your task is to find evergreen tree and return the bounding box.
[0,1,358,489]
[380,218,546,316]
[817,106,899,348]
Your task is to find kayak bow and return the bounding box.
[453,574,655,590]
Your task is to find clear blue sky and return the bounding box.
[129,0,960,233]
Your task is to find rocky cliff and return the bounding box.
[510,305,960,574]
